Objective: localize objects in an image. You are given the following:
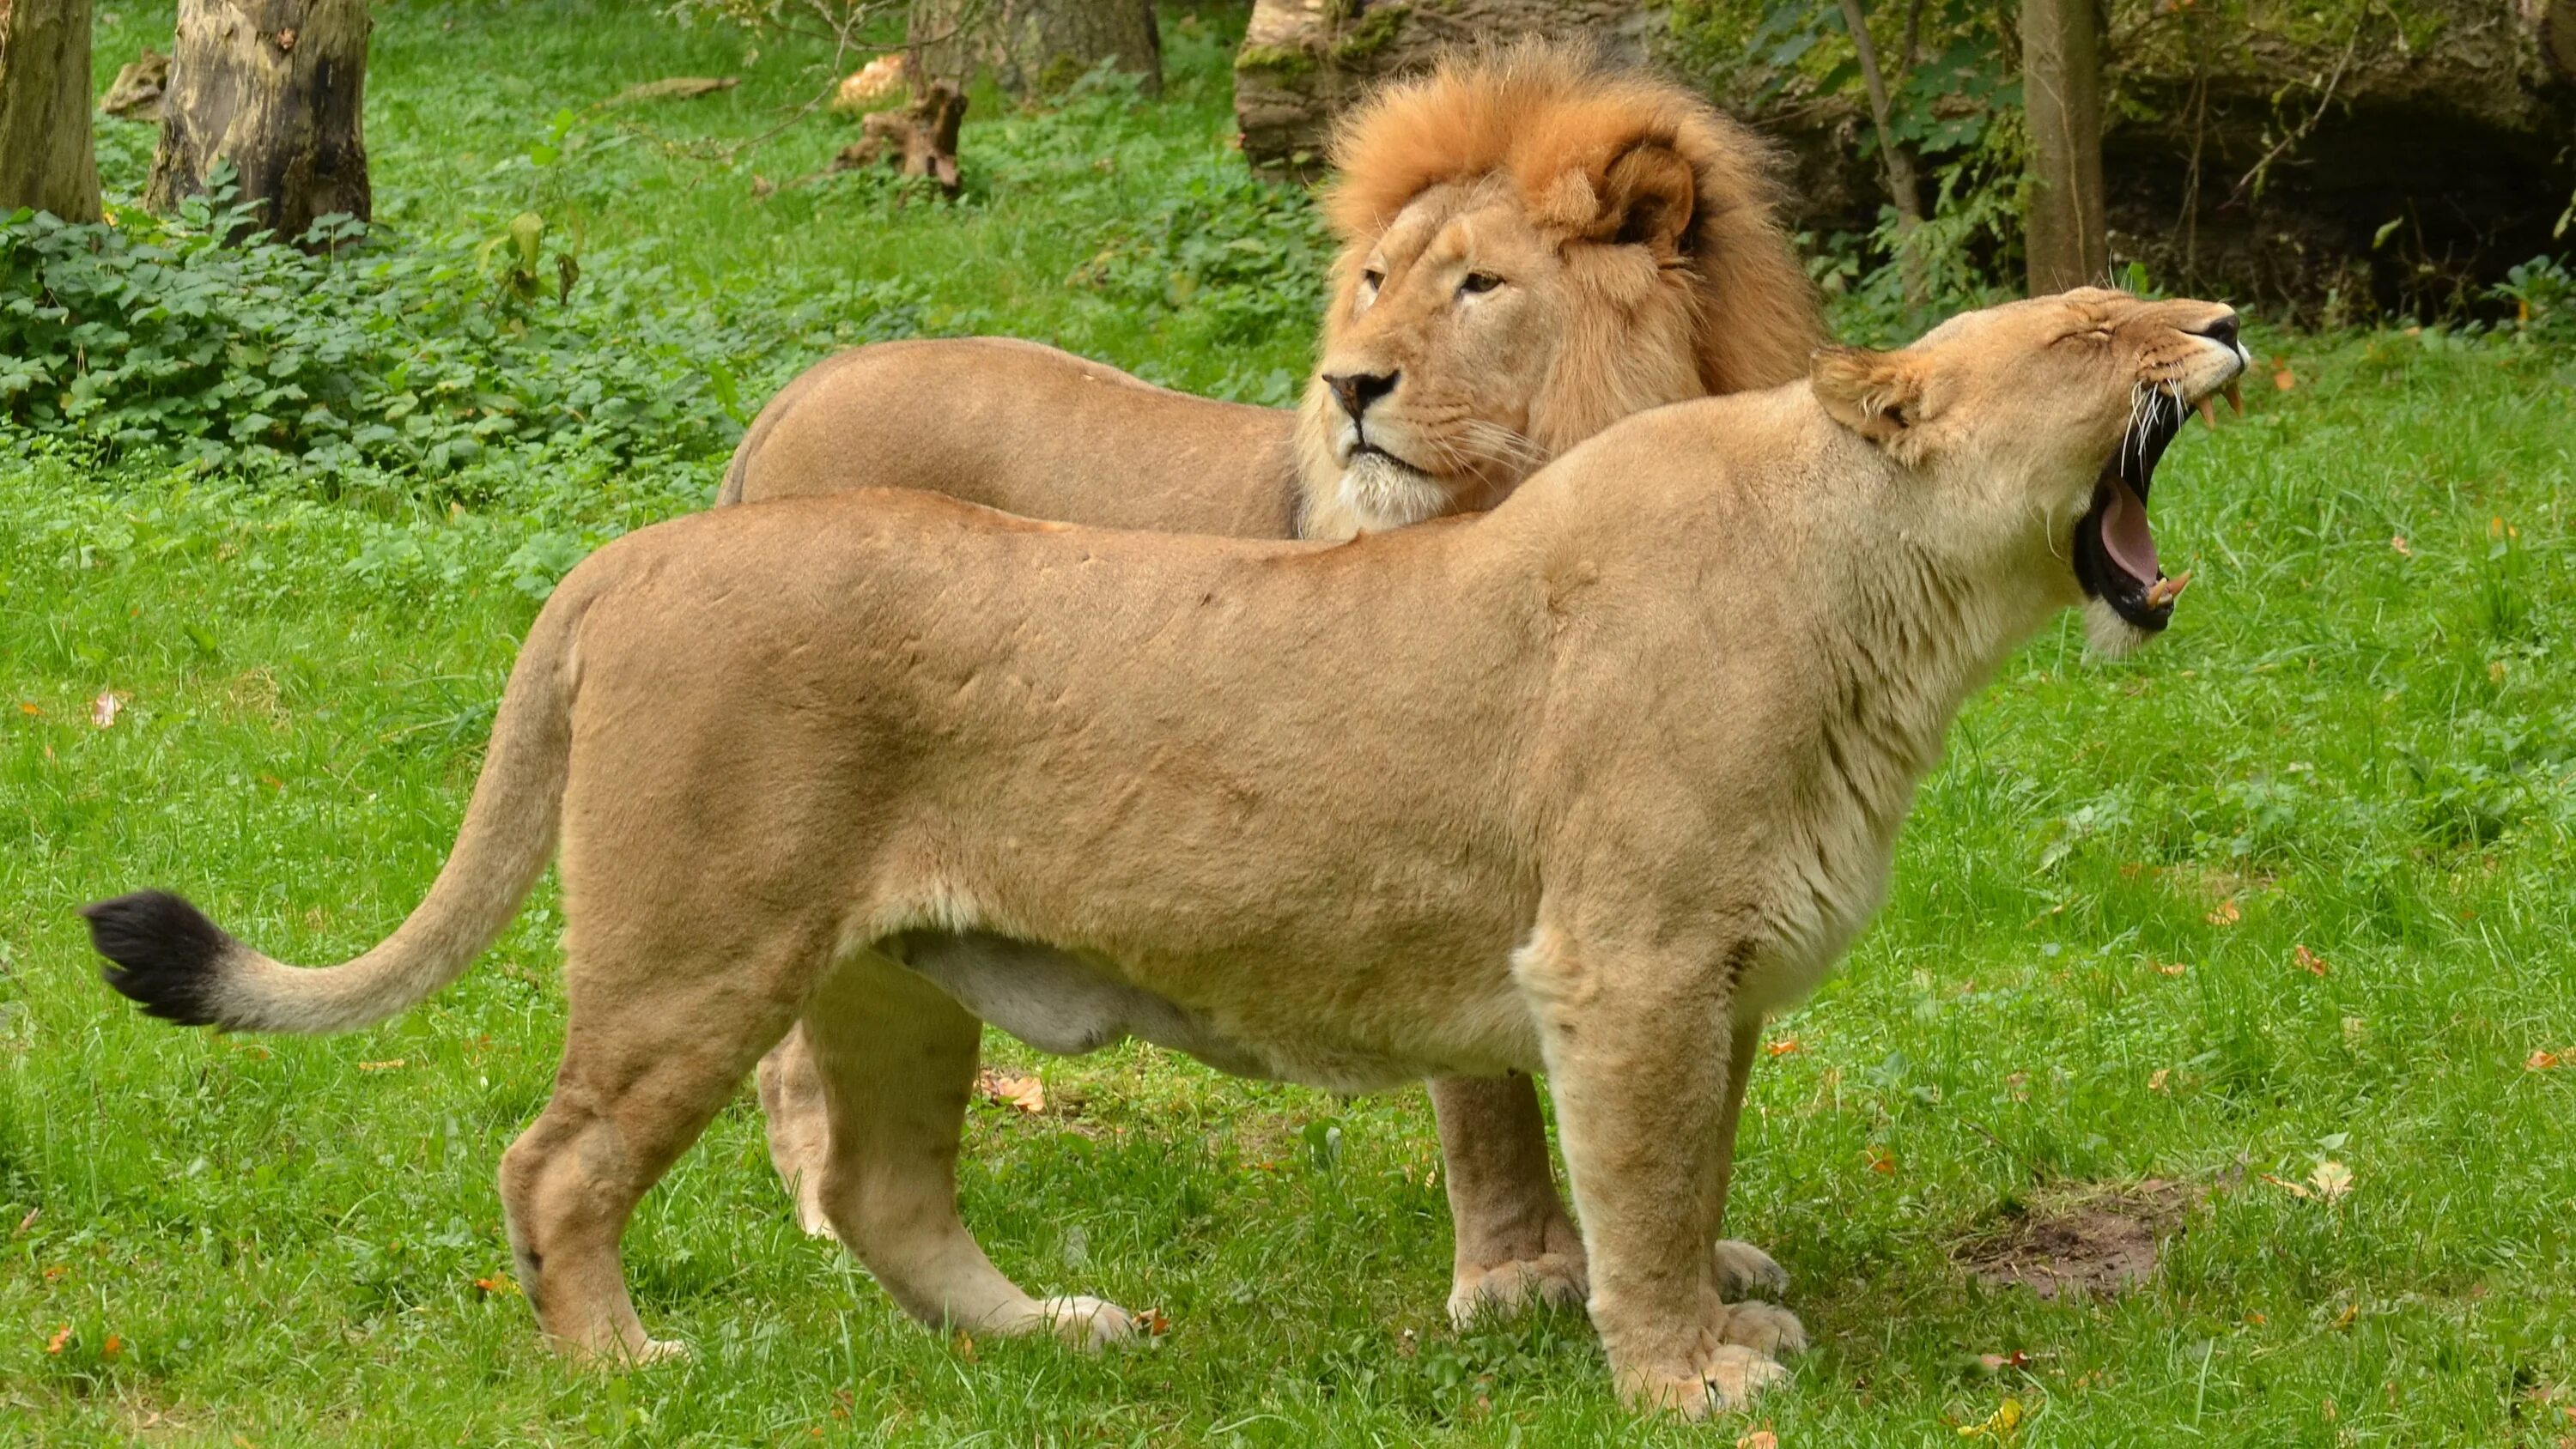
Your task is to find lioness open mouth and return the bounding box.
[2074,378,2238,631]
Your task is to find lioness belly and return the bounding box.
[875,931,1526,1092]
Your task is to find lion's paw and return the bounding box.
[1446,1251,1590,1326]
[632,1337,692,1367]
[1618,1343,1791,1419]
[1035,1294,1139,1351]
[1710,1238,1789,1300]
[1717,1299,1807,1358]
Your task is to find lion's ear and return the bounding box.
[1812,346,1932,449]
[1589,142,1698,263]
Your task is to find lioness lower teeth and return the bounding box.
[2146,570,2194,609]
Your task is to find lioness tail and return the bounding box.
[84,579,587,1035]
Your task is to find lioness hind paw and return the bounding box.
[1036,1295,1138,1350]
[1710,1238,1789,1300]
[1718,1300,1807,1358]
[633,1338,692,1367]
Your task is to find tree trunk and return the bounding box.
[910,0,1160,99]
[146,0,369,244]
[2021,0,2107,294]
[0,0,104,221]
[1835,0,1927,313]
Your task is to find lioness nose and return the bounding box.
[2189,312,2240,350]
[1322,369,1400,421]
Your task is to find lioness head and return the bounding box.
[1811,288,2250,655]
[1293,43,1821,539]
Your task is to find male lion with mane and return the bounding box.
[87,289,2247,1416]
[726,40,1822,1324]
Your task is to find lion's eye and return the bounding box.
[1361,268,1385,290]
[1459,271,1504,295]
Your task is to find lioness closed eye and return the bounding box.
[88,289,2246,1416]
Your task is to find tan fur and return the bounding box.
[98,292,2245,1415]
[720,40,1822,1318]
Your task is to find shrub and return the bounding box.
[0,179,928,492]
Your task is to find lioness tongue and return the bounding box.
[2102,477,2160,582]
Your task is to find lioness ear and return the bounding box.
[1812,346,1931,449]
[1589,143,1698,264]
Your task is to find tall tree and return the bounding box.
[147,0,370,243]
[2021,0,2106,293]
[1835,0,1926,313]
[911,0,1159,99]
[0,0,104,221]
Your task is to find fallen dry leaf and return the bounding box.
[356,1058,406,1072]
[90,691,125,728]
[2490,660,2509,683]
[2390,535,2411,556]
[14,1207,36,1237]
[2271,358,2297,391]
[2206,900,2241,927]
[2148,1068,2171,1093]
[472,1275,519,1296]
[2527,1049,2563,1070]
[2260,1173,2312,1199]
[101,1333,123,1358]
[1765,1037,1803,1058]
[45,1324,70,1355]
[2332,1304,2358,1329]
[2310,1160,2353,1200]
[17,701,40,716]
[1865,1145,1897,1175]
[1737,1431,1781,1449]
[951,1330,977,1361]
[2292,944,2329,978]
[1136,1307,1172,1337]
[977,1068,1044,1113]
[2154,960,2189,978]
[1958,1396,2025,1439]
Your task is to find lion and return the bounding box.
[723,39,1823,1323]
[87,290,2246,1416]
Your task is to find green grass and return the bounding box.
[9,3,2576,1444]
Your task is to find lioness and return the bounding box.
[727,41,1822,1322]
[89,289,2245,1415]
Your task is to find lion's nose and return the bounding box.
[2189,312,2240,350]
[1322,369,1400,422]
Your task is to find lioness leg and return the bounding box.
[1517,926,1797,1418]
[756,1026,838,1238]
[1436,1049,1788,1324]
[499,961,799,1362]
[801,949,1136,1349]
[1433,1074,1588,1322]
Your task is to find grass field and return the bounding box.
[8,3,2576,1445]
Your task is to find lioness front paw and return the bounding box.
[1710,1238,1789,1300]
[1446,1250,1590,1326]
[1035,1294,1139,1350]
[1717,1299,1808,1358]
[1617,1343,1791,1419]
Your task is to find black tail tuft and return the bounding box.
[82,890,234,1027]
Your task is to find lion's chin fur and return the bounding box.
[1338,453,1456,534]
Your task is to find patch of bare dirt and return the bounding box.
[1956,1179,2195,1300]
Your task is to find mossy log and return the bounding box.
[1233,0,1666,175]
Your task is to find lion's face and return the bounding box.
[1812,288,2250,654]
[1296,174,1707,537]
